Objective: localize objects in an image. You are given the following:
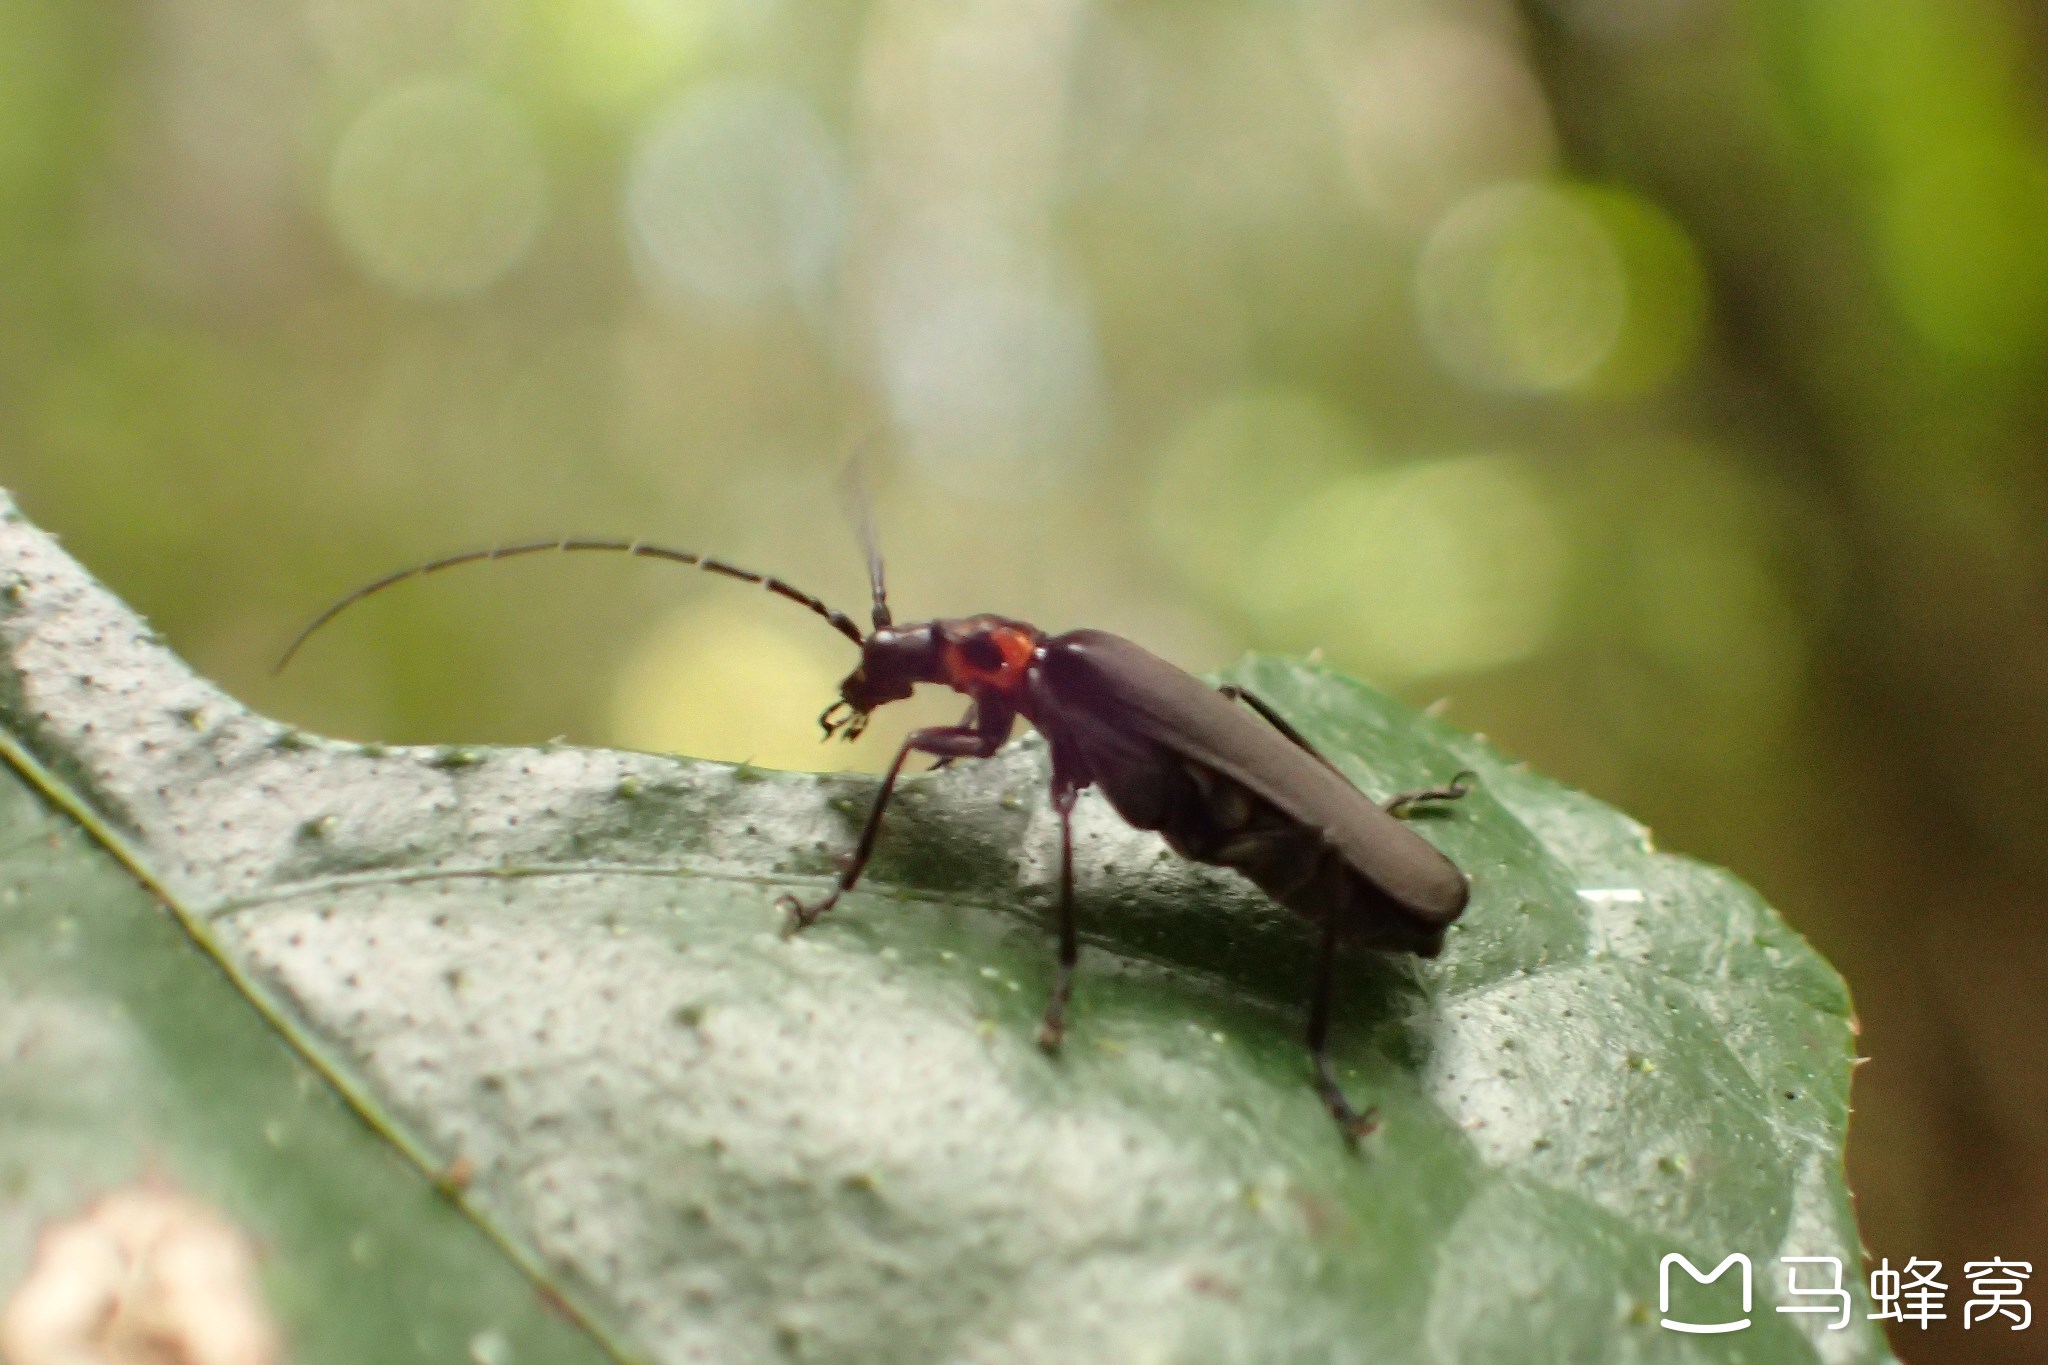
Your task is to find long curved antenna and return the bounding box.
[275,537,866,674]
[839,462,891,630]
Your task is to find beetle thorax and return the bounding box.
[934,615,1040,700]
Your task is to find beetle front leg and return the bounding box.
[1036,780,1080,1052]
[1307,909,1378,1143]
[776,720,1004,934]
[927,701,979,771]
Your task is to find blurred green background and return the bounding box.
[2,1,2043,1359]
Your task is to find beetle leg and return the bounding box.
[1307,906,1379,1143]
[1222,684,1478,821]
[1217,684,1354,784]
[1036,779,1081,1052]
[928,701,979,770]
[1384,769,1477,818]
[777,715,1008,935]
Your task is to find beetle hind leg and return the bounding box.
[1384,769,1477,819]
[1307,907,1379,1143]
[1217,684,1352,784]
[1036,781,1081,1052]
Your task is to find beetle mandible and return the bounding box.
[282,531,1476,1139]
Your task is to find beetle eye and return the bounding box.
[959,634,1005,670]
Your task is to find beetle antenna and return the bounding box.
[863,534,890,632]
[839,461,892,630]
[275,537,866,674]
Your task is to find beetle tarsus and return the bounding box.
[1037,966,1073,1052]
[1312,1051,1380,1143]
[1036,1014,1065,1053]
[1348,1105,1382,1142]
[776,892,831,937]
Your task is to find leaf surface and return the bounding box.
[0,494,1891,1364]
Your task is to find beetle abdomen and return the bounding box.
[1033,632,1468,932]
[1103,754,1452,957]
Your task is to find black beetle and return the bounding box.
[282,534,1475,1138]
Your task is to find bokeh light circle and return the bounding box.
[1144,388,1369,606]
[1318,19,1557,232]
[1248,454,1568,680]
[528,0,716,114]
[1575,186,1708,395]
[306,0,506,83]
[626,83,847,307]
[609,597,862,772]
[1613,445,1807,761]
[878,278,1102,500]
[1877,142,2048,364]
[1416,181,1627,393]
[327,78,547,298]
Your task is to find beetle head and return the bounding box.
[818,623,941,740]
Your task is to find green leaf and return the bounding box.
[0,546,614,1360]
[0,493,1891,1364]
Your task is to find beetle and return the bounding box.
[282,533,1475,1138]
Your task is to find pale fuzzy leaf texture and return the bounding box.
[0,493,1892,1365]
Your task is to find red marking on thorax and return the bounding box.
[942,625,1038,698]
